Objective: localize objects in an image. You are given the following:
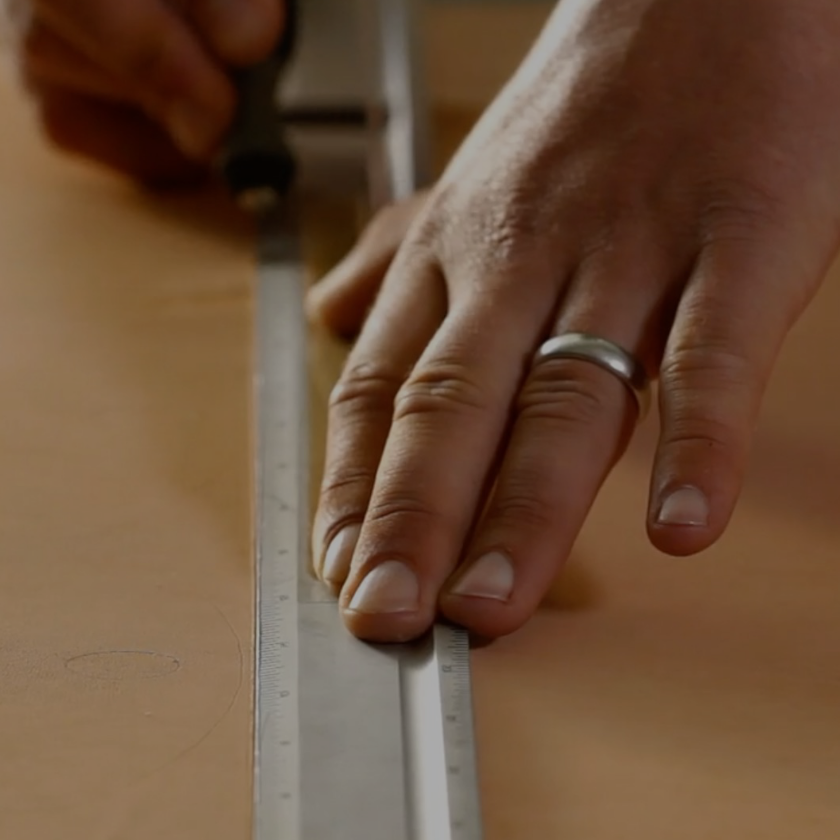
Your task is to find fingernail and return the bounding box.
[167,99,218,158]
[657,486,709,526]
[347,560,419,615]
[322,524,361,584]
[449,551,515,602]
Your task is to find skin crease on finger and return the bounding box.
[309,0,840,643]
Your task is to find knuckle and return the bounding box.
[393,359,488,422]
[660,425,735,458]
[660,345,755,446]
[319,464,375,502]
[661,341,754,394]
[518,362,613,428]
[694,176,785,245]
[329,361,405,417]
[364,493,452,531]
[436,185,549,276]
[489,490,556,533]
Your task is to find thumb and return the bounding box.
[188,0,285,66]
[306,191,429,338]
[648,241,812,556]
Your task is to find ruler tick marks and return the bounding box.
[250,3,483,837]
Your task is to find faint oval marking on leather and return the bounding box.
[65,650,181,680]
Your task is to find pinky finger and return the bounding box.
[649,243,799,555]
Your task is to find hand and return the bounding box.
[307,0,840,643]
[5,0,284,184]
[306,190,430,338]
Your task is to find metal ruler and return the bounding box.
[230,2,485,838]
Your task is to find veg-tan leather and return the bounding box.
[2,72,840,839]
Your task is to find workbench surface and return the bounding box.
[2,74,840,839]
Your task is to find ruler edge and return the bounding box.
[372,1,485,830]
[251,1,484,836]
[253,203,307,838]
[251,201,484,840]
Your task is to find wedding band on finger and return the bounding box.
[533,332,652,421]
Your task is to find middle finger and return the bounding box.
[441,234,686,638]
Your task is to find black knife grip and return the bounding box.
[219,0,299,200]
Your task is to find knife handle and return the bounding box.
[219,0,299,204]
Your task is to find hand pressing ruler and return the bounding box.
[220,2,485,838]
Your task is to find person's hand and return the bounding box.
[4,0,284,184]
[307,190,430,338]
[307,0,840,643]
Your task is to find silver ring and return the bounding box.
[533,332,651,420]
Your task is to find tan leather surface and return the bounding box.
[3,72,840,839]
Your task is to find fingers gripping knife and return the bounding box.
[219,3,484,839]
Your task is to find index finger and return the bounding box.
[337,279,551,643]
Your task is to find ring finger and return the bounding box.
[440,234,689,638]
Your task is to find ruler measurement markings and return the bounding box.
[252,0,484,828]
[255,205,306,839]
[438,626,484,840]
[373,2,485,834]
[300,607,410,840]
[254,211,485,837]
[253,211,485,837]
